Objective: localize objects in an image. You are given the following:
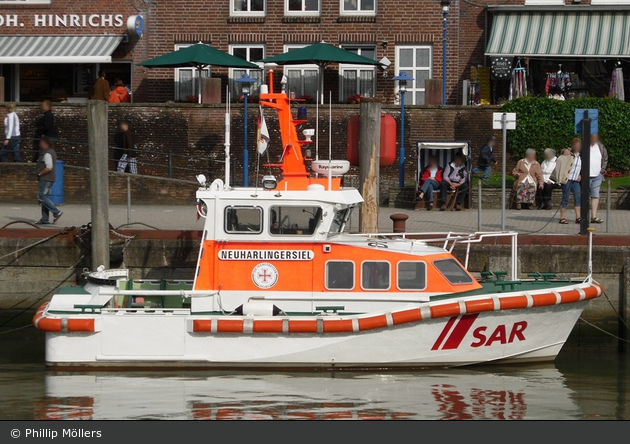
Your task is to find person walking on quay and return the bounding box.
[32,100,58,162]
[116,120,137,174]
[589,134,608,224]
[471,136,497,181]
[1,102,21,163]
[537,148,558,210]
[35,137,63,225]
[90,70,110,101]
[554,138,581,225]
[512,148,544,210]
[439,152,468,211]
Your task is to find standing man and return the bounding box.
[32,100,58,162]
[116,120,138,174]
[90,70,110,101]
[589,134,608,224]
[1,102,21,162]
[35,137,63,225]
[471,136,497,181]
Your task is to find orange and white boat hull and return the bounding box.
[38,281,601,369]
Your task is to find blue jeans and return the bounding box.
[560,180,581,209]
[420,179,440,202]
[589,174,603,199]
[472,165,492,180]
[38,179,61,223]
[0,137,21,162]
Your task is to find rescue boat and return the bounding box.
[35,70,602,369]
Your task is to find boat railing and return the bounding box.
[346,231,519,281]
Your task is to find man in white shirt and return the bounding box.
[1,102,21,162]
[589,134,608,224]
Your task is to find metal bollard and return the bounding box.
[606,178,610,233]
[477,179,482,232]
[390,213,409,233]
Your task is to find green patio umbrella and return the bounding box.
[139,43,260,103]
[259,42,382,104]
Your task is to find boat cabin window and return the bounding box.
[330,207,353,235]
[361,261,390,290]
[434,259,474,285]
[269,206,322,235]
[325,261,354,290]
[397,262,427,290]
[224,206,263,234]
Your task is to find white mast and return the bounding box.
[224,87,231,188]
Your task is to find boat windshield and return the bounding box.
[329,206,353,236]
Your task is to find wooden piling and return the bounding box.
[358,98,381,233]
[87,100,110,271]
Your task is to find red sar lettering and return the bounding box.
[471,321,527,348]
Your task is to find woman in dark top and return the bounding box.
[116,120,137,174]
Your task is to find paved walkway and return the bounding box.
[1,203,628,235]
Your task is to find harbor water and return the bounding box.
[0,327,627,420]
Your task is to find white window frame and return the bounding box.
[174,44,211,102]
[325,260,355,291]
[229,44,265,98]
[231,0,266,17]
[339,45,377,101]
[283,44,320,98]
[523,0,564,4]
[395,45,432,105]
[396,261,427,291]
[284,0,321,16]
[360,260,391,291]
[590,0,630,3]
[339,0,376,16]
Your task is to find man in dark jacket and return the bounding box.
[472,136,498,181]
[32,100,58,162]
[116,120,137,174]
[35,137,63,225]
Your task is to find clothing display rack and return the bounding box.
[509,59,528,100]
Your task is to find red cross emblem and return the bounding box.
[258,269,272,283]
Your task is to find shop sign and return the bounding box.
[490,56,513,80]
[0,14,127,28]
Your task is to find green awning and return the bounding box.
[486,11,630,58]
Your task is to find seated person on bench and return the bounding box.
[439,153,468,211]
[417,156,443,211]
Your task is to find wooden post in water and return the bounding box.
[87,100,110,270]
[358,98,381,233]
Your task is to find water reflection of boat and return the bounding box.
[38,367,582,420]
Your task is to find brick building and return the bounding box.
[1,1,628,104]
[0,0,497,105]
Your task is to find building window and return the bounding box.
[433,259,474,285]
[361,261,390,290]
[230,45,265,99]
[340,46,376,102]
[286,0,320,15]
[232,0,265,15]
[224,206,263,234]
[174,44,211,102]
[326,261,355,290]
[523,0,564,4]
[395,45,432,105]
[397,262,427,291]
[269,206,322,235]
[284,45,319,98]
[340,0,375,15]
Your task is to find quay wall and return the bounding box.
[0,229,628,349]
[0,103,507,203]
